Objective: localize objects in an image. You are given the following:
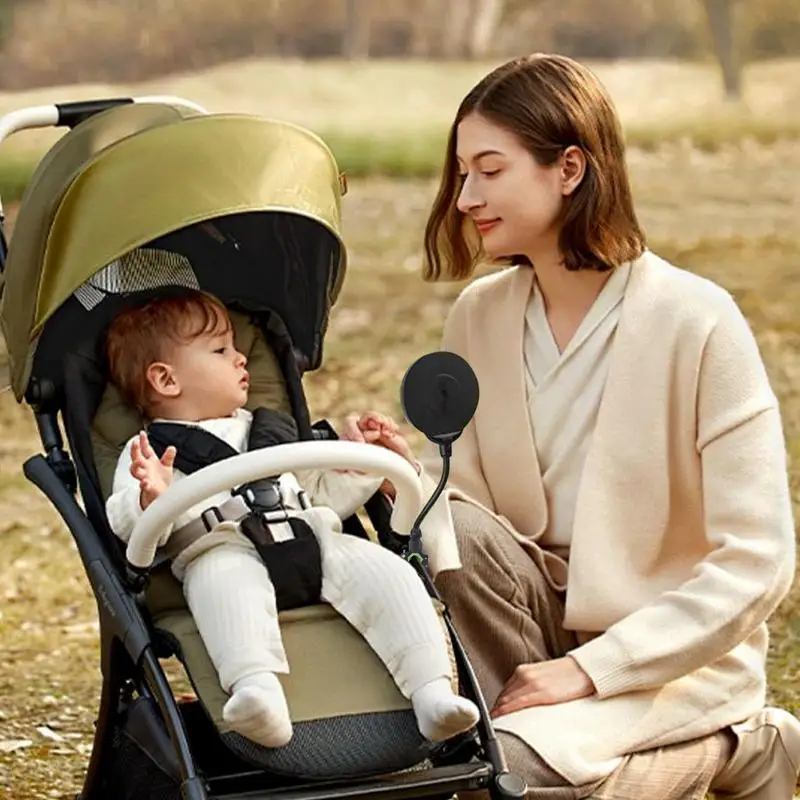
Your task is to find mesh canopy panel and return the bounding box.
[73,248,200,311]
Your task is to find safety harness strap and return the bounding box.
[146,408,323,611]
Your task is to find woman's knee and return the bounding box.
[450,499,503,552]
[497,732,579,791]
[448,500,529,576]
[457,732,584,799]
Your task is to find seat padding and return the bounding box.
[149,572,451,779]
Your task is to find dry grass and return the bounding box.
[1,131,800,796]
[0,57,800,189]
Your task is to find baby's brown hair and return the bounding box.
[105,288,231,416]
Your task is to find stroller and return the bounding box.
[0,97,527,800]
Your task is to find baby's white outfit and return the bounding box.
[106,409,478,748]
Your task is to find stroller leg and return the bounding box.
[411,560,528,800]
[79,636,209,800]
[79,625,209,799]
[140,646,210,800]
[78,637,126,800]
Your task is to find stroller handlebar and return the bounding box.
[0,95,209,145]
[0,104,61,147]
[125,440,426,571]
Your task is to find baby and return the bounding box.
[104,288,479,750]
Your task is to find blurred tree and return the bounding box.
[469,0,507,57]
[703,0,743,99]
[0,0,13,46]
[441,0,471,57]
[743,0,800,60]
[439,0,509,58]
[5,0,800,88]
[343,0,370,58]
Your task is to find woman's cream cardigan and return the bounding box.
[408,249,796,785]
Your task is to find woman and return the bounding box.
[345,54,799,799]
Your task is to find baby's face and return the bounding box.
[157,321,250,420]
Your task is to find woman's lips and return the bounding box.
[474,218,501,236]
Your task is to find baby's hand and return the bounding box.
[342,412,418,468]
[130,431,176,510]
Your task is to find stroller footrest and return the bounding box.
[212,762,492,800]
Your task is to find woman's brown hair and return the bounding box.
[423,53,646,281]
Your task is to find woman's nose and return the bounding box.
[456,174,484,214]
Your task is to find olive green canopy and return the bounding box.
[0,101,347,400]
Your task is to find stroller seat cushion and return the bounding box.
[153,580,438,778]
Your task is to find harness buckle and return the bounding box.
[233,478,284,515]
[200,505,225,533]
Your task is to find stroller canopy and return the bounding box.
[0,101,348,400]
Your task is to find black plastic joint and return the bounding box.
[494,772,528,799]
[125,562,149,593]
[55,98,133,129]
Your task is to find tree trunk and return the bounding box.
[408,0,441,57]
[703,0,742,99]
[468,0,506,58]
[0,0,15,47]
[343,0,369,59]
[441,0,474,58]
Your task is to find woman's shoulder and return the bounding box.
[636,249,738,317]
[633,250,760,360]
[448,265,531,314]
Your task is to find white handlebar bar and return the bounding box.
[126,440,424,570]
[0,95,208,149]
[0,105,60,144]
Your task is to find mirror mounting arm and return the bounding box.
[405,440,452,563]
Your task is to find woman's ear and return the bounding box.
[560,145,586,196]
[146,362,180,399]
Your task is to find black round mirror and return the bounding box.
[400,351,479,446]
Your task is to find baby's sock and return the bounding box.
[411,677,480,742]
[222,672,293,748]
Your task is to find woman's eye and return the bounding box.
[482,169,500,177]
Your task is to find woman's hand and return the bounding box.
[491,657,596,718]
[342,412,416,462]
[341,412,419,498]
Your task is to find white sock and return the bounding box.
[222,672,293,748]
[411,677,480,742]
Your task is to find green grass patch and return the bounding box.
[300,115,800,177]
[626,114,800,153]
[322,128,447,179]
[326,114,800,170]
[0,156,35,207]
[2,114,800,204]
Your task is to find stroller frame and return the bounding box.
[0,98,527,800]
